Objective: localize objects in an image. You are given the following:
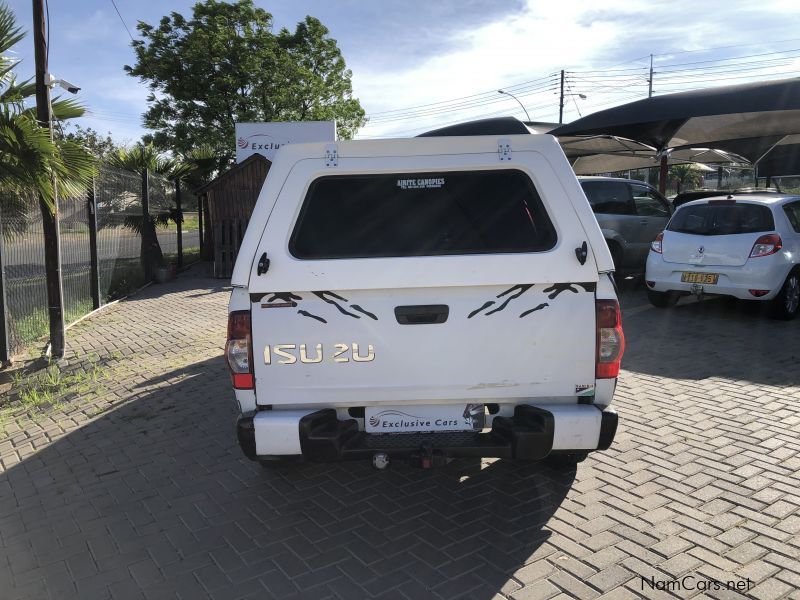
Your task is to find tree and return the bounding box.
[106,144,196,276]
[125,0,366,171]
[276,17,366,140]
[0,2,95,225]
[669,164,701,193]
[60,125,119,160]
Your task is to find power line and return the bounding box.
[366,84,559,125]
[650,36,800,58]
[109,0,135,43]
[365,74,558,120]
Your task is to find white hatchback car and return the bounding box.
[645,194,800,320]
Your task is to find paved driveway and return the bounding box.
[0,269,798,599]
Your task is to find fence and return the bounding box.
[213,218,249,278]
[0,165,201,359]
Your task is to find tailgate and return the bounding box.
[663,231,752,266]
[243,140,605,408]
[252,283,596,406]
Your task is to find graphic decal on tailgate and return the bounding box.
[543,282,596,299]
[260,292,302,308]
[468,282,597,320]
[519,303,549,318]
[468,284,533,318]
[259,291,379,324]
[312,291,379,320]
[297,310,327,324]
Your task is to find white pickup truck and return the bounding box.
[226,133,623,469]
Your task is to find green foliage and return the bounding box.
[669,163,701,193]
[0,3,96,218]
[126,0,366,170]
[60,125,119,160]
[105,143,197,270]
[1,356,109,426]
[105,258,147,300]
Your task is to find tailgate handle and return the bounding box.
[394,304,449,325]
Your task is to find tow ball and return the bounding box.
[372,453,390,470]
[690,284,704,297]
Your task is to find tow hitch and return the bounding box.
[410,445,448,469]
[690,284,704,297]
[372,453,390,470]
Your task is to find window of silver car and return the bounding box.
[631,184,670,217]
[580,181,634,215]
[668,203,775,235]
[783,201,800,233]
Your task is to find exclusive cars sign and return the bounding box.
[235,121,336,163]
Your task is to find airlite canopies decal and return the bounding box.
[396,177,445,190]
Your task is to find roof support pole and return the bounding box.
[658,154,668,194]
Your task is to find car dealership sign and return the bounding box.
[235,121,336,163]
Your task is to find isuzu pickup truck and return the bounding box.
[226,133,623,469]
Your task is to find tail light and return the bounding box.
[596,300,625,379]
[226,311,254,389]
[750,234,782,258]
[650,232,663,254]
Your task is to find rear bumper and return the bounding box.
[236,404,618,463]
[646,252,788,300]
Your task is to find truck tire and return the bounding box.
[647,289,679,308]
[769,271,800,320]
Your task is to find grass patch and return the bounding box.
[104,261,147,301]
[162,213,199,232]
[1,355,111,434]
[164,246,200,267]
[10,308,48,349]
[7,291,95,352]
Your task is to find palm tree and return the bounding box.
[106,144,197,277]
[669,163,701,194]
[0,2,95,225]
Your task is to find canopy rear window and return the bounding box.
[289,170,557,259]
[668,202,775,236]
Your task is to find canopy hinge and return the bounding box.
[325,144,338,167]
[498,139,512,161]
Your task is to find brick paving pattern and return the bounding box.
[0,267,798,599]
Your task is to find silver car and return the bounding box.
[579,177,672,275]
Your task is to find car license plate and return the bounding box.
[365,404,485,433]
[681,272,719,284]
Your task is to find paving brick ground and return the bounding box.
[0,267,798,599]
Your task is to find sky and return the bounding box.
[4,0,800,145]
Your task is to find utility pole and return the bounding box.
[559,69,565,124]
[648,54,654,98]
[33,0,65,359]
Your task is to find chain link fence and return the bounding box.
[0,166,201,358]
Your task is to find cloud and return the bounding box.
[61,9,119,44]
[353,0,800,138]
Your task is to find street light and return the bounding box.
[498,89,531,121]
[559,93,587,123]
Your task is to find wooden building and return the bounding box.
[196,154,271,277]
